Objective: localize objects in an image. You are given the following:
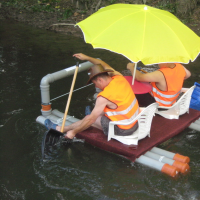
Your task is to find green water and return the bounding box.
[0,19,200,200]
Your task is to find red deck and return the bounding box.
[76,108,200,162]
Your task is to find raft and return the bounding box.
[36,61,200,177]
[74,108,200,162]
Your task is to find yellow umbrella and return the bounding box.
[77,4,200,65]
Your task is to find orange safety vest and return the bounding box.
[97,75,139,129]
[150,63,186,107]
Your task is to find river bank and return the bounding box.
[0,3,86,38]
[0,2,200,38]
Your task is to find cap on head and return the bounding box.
[87,64,114,84]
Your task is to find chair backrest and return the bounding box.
[137,103,159,140]
[156,85,196,119]
[179,85,196,115]
[107,103,158,142]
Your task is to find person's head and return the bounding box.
[87,64,114,89]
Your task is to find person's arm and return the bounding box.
[73,53,122,76]
[183,66,191,80]
[65,96,108,138]
[127,63,164,83]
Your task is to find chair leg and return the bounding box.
[108,123,115,141]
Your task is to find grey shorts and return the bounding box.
[101,115,138,136]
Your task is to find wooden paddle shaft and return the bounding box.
[61,64,79,133]
[137,66,147,73]
[140,68,147,73]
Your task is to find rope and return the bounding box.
[50,83,93,102]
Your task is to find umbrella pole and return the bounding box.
[131,62,137,85]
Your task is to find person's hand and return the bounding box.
[64,130,76,139]
[73,53,88,61]
[56,126,61,132]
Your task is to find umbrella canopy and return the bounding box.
[77,4,200,65]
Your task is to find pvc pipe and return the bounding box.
[36,115,62,125]
[36,115,74,127]
[36,115,46,125]
[150,147,190,163]
[135,155,179,177]
[52,109,80,123]
[95,87,102,93]
[40,61,94,116]
[40,108,52,117]
[93,87,102,99]
[144,151,190,173]
[194,118,200,125]
[189,117,200,131]
[189,123,200,131]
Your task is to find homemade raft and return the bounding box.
[36,61,200,177]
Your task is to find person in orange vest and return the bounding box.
[127,63,191,107]
[47,53,140,139]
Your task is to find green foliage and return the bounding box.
[109,0,117,5]
[106,0,117,5]
[3,0,20,7]
[156,2,177,14]
[2,0,59,12]
[62,8,73,19]
[40,0,60,3]
[2,0,77,21]
[80,10,87,14]
[31,4,54,12]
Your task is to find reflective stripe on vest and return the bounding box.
[108,107,140,125]
[150,93,178,105]
[150,87,181,105]
[98,75,139,129]
[106,98,137,116]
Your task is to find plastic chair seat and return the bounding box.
[155,86,196,119]
[107,103,159,145]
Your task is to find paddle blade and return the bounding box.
[42,129,72,159]
[45,129,64,145]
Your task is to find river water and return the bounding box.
[0,19,200,200]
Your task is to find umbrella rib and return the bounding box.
[140,10,147,61]
[149,11,192,59]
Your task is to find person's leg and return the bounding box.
[100,115,111,135]
[91,115,103,130]
[114,122,138,136]
[100,115,139,136]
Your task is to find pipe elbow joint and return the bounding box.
[40,74,52,87]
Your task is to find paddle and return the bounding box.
[60,57,79,133]
[136,67,147,73]
[42,57,81,158]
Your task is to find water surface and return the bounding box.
[0,20,200,200]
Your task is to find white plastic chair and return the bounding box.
[107,103,159,145]
[155,85,195,119]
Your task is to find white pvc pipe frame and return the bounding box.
[40,61,94,116]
